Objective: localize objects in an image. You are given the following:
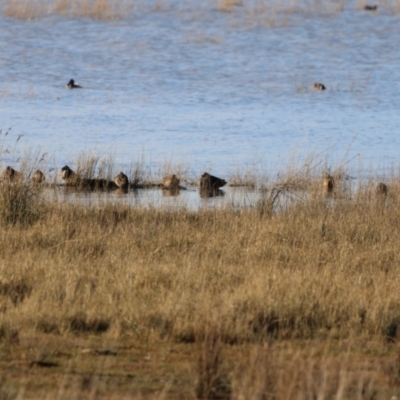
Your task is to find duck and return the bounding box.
[323,174,334,194]
[1,166,22,182]
[376,182,388,196]
[364,5,377,10]
[162,174,180,189]
[114,172,129,189]
[61,165,117,190]
[32,170,45,184]
[66,79,82,89]
[314,83,326,90]
[200,172,227,192]
[61,165,77,182]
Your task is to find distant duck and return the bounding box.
[1,166,22,182]
[61,165,76,182]
[162,174,180,189]
[32,170,45,184]
[61,165,117,190]
[314,83,326,90]
[376,182,388,196]
[114,172,129,189]
[66,79,82,89]
[200,172,227,192]
[364,5,377,10]
[323,174,334,194]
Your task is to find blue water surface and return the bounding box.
[0,1,399,184]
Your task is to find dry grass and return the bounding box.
[0,177,43,226]
[1,0,361,22]
[4,0,400,25]
[231,342,386,400]
[215,0,243,13]
[1,160,400,397]
[6,0,396,30]
[3,0,132,20]
[2,171,400,343]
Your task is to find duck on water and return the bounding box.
[199,172,227,197]
[314,83,326,90]
[66,79,83,89]
[60,165,118,190]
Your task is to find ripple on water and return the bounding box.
[0,4,399,202]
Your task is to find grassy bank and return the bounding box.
[2,178,400,344]
[0,172,400,398]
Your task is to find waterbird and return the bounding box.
[200,172,227,192]
[114,172,129,189]
[364,5,377,10]
[162,174,180,189]
[1,166,22,182]
[376,182,388,196]
[323,174,334,194]
[314,83,326,90]
[32,170,45,184]
[61,165,117,190]
[60,165,76,182]
[66,79,82,89]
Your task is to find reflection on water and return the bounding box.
[162,188,182,197]
[199,188,226,198]
[47,185,259,210]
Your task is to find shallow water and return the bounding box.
[1,1,400,208]
[50,184,262,211]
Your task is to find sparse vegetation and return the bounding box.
[3,0,131,20]
[3,0,395,22]
[0,175,43,226]
[0,155,399,397]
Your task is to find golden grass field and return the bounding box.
[0,159,400,398]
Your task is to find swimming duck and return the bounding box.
[162,174,180,189]
[314,83,326,90]
[200,172,227,192]
[114,172,129,189]
[61,165,77,182]
[1,166,22,182]
[66,79,82,89]
[32,170,45,184]
[61,165,117,190]
[364,5,377,10]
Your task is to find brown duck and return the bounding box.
[114,172,129,189]
[200,172,227,191]
[314,83,326,90]
[162,174,180,189]
[376,182,388,196]
[61,165,117,190]
[32,170,45,184]
[1,166,22,181]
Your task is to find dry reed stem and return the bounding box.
[231,344,382,400]
[196,325,231,399]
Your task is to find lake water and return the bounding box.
[0,0,399,207]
